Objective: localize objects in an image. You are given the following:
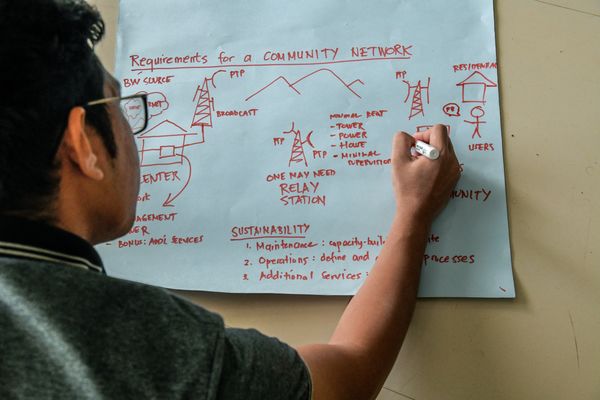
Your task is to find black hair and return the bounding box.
[0,0,115,221]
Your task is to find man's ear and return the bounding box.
[61,107,105,181]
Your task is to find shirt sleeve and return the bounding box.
[213,327,312,400]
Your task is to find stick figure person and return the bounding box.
[464,106,486,139]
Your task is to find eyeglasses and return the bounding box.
[85,93,148,135]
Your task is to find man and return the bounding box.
[0,1,460,399]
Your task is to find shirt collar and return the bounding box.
[0,216,105,274]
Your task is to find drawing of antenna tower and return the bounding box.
[403,77,431,120]
[190,76,216,134]
[283,122,314,167]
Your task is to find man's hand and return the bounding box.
[391,124,461,227]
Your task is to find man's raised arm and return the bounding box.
[297,125,461,400]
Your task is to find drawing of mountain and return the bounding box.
[245,68,364,102]
[244,76,301,102]
[294,69,364,99]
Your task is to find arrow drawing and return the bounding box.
[245,68,364,102]
[162,154,192,207]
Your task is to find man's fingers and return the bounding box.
[392,131,416,164]
[428,124,450,152]
[413,130,430,144]
[414,125,449,150]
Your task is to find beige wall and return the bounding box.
[90,1,600,398]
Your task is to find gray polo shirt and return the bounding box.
[0,217,311,399]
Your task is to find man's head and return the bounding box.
[0,0,140,243]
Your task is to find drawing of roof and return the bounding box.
[456,71,497,87]
[139,119,195,138]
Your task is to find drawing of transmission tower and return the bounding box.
[190,77,216,135]
[283,122,314,167]
[403,77,431,120]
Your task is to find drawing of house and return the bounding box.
[456,71,497,103]
[138,119,199,167]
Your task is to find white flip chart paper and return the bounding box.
[99,0,515,297]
